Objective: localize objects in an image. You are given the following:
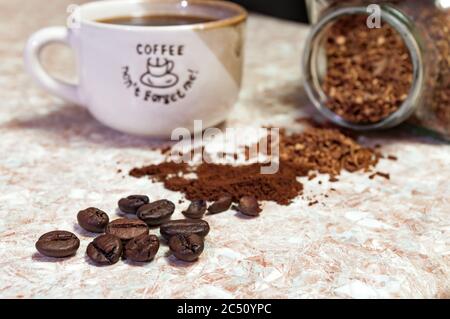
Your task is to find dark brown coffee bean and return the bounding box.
[77,207,109,233]
[207,195,232,214]
[236,196,261,217]
[105,218,149,242]
[86,234,123,265]
[123,234,159,262]
[35,231,80,258]
[169,234,204,262]
[160,219,210,241]
[137,199,175,226]
[182,200,207,219]
[118,195,149,214]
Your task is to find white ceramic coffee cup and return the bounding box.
[24,0,247,137]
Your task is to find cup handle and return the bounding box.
[24,26,82,106]
[167,60,174,73]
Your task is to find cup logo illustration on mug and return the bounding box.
[140,57,179,89]
[24,0,247,137]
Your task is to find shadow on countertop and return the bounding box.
[1,103,175,149]
[2,93,448,150]
[0,80,311,149]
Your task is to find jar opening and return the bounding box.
[303,5,425,130]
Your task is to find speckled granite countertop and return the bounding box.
[0,0,449,299]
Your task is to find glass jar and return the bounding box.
[303,0,450,139]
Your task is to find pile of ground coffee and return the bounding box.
[130,127,381,205]
[280,127,380,178]
[132,162,303,205]
[322,15,413,124]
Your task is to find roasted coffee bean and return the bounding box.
[207,195,232,214]
[160,219,210,241]
[182,200,207,219]
[77,207,109,233]
[118,195,149,214]
[86,234,123,265]
[137,199,175,226]
[124,234,159,262]
[236,196,261,217]
[35,231,80,258]
[169,234,204,262]
[105,218,149,242]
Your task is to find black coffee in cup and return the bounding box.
[97,14,215,26]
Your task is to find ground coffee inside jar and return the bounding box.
[322,15,413,124]
[306,2,450,138]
